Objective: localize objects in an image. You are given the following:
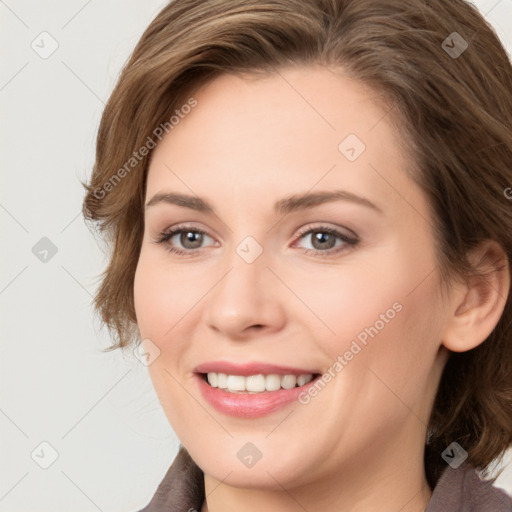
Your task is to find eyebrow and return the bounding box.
[145,189,383,215]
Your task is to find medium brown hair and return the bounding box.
[82,0,512,487]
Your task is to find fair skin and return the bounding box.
[133,66,509,512]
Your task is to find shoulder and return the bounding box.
[426,462,512,512]
[135,446,204,512]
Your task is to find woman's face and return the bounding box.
[134,66,453,490]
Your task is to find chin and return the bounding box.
[187,435,316,490]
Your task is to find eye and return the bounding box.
[152,224,216,256]
[152,223,359,257]
[292,225,359,256]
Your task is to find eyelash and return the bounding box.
[152,223,359,258]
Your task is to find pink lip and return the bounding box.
[194,360,317,376]
[193,361,320,418]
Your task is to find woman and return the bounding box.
[82,0,512,510]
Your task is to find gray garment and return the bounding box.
[138,446,512,512]
[425,462,512,511]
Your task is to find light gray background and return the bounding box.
[1,1,511,510]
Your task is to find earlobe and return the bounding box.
[442,240,510,353]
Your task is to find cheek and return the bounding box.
[305,246,444,388]
[134,253,203,433]
[133,250,205,340]
[330,268,445,420]
[287,261,409,359]
[133,262,162,339]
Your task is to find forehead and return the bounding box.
[152,66,394,152]
[145,66,422,219]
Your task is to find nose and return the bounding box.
[204,239,286,340]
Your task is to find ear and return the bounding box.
[442,240,510,353]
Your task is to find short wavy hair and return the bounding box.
[82,0,512,488]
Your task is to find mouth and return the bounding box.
[199,372,320,394]
[193,362,322,418]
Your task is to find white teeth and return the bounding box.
[281,375,297,389]
[297,374,313,386]
[205,372,314,393]
[207,372,218,388]
[217,373,228,389]
[227,375,245,391]
[265,374,281,391]
[246,374,266,392]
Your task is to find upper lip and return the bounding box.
[194,361,319,376]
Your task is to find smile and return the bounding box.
[205,372,315,393]
[193,361,322,418]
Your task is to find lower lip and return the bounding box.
[195,374,319,418]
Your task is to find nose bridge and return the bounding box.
[216,234,268,308]
[205,232,282,335]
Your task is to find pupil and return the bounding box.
[314,232,334,249]
[182,231,202,248]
